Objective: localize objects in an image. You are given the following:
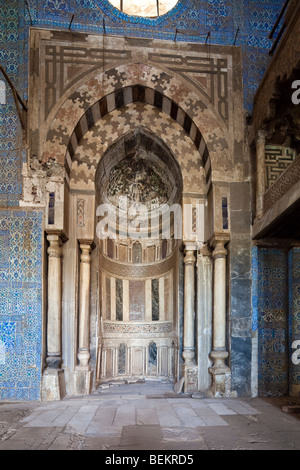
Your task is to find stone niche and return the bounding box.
[95,128,182,385]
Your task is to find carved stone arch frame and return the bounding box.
[38,66,233,185]
[37,63,234,244]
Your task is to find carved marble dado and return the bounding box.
[103,321,173,334]
[98,338,177,382]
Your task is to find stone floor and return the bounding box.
[0,381,300,451]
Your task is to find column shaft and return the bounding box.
[78,242,92,368]
[209,235,231,397]
[183,249,196,364]
[197,245,213,391]
[213,241,227,351]
[46,234,63,368]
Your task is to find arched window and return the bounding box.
[109,0,178,18]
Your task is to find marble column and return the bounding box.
[182,244,198,392]
[42,232,65,401]
[256,130,267,220]
[197,244,213,391]
[75,240,94,395]
[209,235,231,397]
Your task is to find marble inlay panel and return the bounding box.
[105,276,111,321]
[152,279,159,322]
[116,278,123,321]
[103,321,173,333]
[118,342,126,374]
[148,341,157,375]
[129,280,145,321]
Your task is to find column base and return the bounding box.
[290,384,300,398]
[208,366,231,398]
[209,350,231,397]
[41,368,65,401]
[74,367,93,396]
[183,364,198,393]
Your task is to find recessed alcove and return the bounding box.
[95,127,182,383]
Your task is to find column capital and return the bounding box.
[79,240,95,265]
[183,241,198,251]
[46,229,68,243]
[209,233,230,250]
[257,129,267,142]
[197,243,212,257]
[47,234,62,259]
[183,248,196,265]
[78,239,95,248]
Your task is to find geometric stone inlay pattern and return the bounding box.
[265,145,296,190]
[104,321,173,334]
[264,153,300,212]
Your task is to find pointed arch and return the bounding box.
[40,63,233,193]
[64,85,212,189]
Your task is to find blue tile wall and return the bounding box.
[0,1,23,206]
[254,247,300,397]
[288,248,300,393]
[252,246,259,333]
[256,248,289,397]
[0,210,43,401]
[253,247,300,397]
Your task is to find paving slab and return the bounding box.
[113,404,136,427]
[207,402,237,415]
[136,407,159,425]
[82,436,122,450]
[119,425,164,450]
[0,382,300,450]
[85,424,122,437]
[66,405,98,434]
